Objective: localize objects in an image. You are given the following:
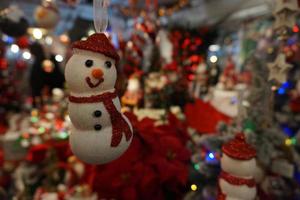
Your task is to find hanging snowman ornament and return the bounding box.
[34,0,60,29]
[65,0,133,164]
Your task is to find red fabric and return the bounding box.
[16,36,29,49]
[72,33,120,63]
[184,99,232,133]
[85,112,190,199]
[222,133,256,160]
[69,91,133,147]
[220,171,256,187]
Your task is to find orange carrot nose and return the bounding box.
[92,69,103,79]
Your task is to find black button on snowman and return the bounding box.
[94,110,102,117]
[94,124,102,131]
[66,33,133,164]
[93,110,102,130]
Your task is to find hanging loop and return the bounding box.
[93,0,110,33]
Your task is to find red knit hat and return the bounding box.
[72,33,120,63]
[222,133,256,160]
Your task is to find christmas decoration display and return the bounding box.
[216,57,237,90]
[1,95,190,199]
[120,20,155,76]
[121,72,143,107]
[218,133,257,200]
[3,90,69,160]
[1,0,300,199]
[0,5,29,37]
[189,62,208,98]
[184,1,300,199]
[34,0,60,29]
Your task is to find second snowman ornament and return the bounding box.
[65,33,133,164]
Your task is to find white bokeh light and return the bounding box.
[33,28,43,40]
[10,44,20,53]
[210,55,218,63]
[22,51,31,60]
[55,54,64,62]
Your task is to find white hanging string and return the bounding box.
[93,0,110,33]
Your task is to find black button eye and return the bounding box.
[94,124,102,131]
[94,110,102,117]
[105,61,112,69]
[85,59,93,67]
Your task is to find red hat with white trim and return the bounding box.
[72,33,120,63]
[222,133,256,160]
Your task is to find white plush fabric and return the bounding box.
[69,123,132,164]
[65,50,117,97]
[221,154,256,177]
[220,179,257,200]
[225,196,245,200]
[68,97,132,164]
[65,50,132,164]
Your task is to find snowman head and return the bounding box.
[65,33,120,95]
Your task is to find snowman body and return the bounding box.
[218,134,257,200]
[65,34,133,164]
[68,95,132,164]
[219,155,257,200]
[219,178,256,200]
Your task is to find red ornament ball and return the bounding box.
[16,36,30,49]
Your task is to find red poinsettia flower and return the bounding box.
[146,133,190,185]
[86,112,190,199]
[165,113,190,144]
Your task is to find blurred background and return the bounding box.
[0,0,300,199]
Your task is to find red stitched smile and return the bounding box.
[86,77,104,88]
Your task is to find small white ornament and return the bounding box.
[267,53,292,83]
